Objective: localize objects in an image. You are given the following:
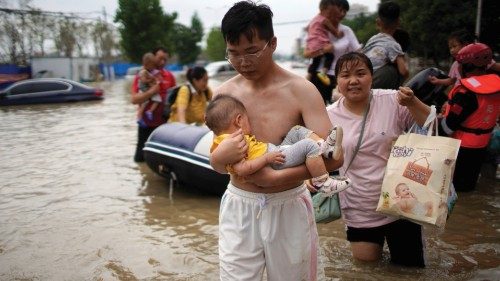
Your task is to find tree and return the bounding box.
[114,0,176,63]
[171,13,204,65]
[343,13,377,45]
[392,0,494,66]
[54,17,77,57]
[205,27,226,61]
[91,21,118,63]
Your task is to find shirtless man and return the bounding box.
[210,2,343,280]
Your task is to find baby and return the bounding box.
[394,183,433,217]
[137,52,162,126]
[306,0,344,85]
[205,95,351,196]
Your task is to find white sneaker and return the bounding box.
[318,176,351,197]
[321,126,343,160]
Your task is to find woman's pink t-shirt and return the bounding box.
[327,89,414,228]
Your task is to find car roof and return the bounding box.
[2,78,91,91]
[205,61,231,68]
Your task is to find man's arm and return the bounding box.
[232,151,284,177]
[245,81,343,187]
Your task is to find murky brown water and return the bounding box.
[0,78,498,280]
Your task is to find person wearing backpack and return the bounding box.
[168,66,213,125]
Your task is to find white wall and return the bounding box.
[31,57,99,81]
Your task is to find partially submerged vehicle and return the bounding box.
[0,78,103,106]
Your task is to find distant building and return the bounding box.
[345,4,370,20]
[31,57,100,82]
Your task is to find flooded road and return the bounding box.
[0,78,498,280]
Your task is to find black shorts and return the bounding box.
[346,219,425,267]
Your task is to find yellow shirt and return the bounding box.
[169,84,213,124]
[211,134,268,173]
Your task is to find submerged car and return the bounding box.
[205,61,237,78]
[0,78,104,106]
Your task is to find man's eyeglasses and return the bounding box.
[225,41,269,65]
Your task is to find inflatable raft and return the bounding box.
[143,122,229,196]
[405,67,448,112]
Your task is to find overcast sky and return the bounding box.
[30,0,380,55]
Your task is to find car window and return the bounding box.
[9,83,36,95]
[34,82,69,92]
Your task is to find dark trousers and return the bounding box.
[453,146,488,192]
[347,219,425,267]
[307,53,334,75]
[134,125,157,162]
[309,72,336,105]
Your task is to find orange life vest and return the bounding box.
[444,74,500,148]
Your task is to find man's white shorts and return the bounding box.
[219,183,321,281]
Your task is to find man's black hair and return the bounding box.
[378,1,400,26]
[151,46,168,55]
[221,1,274,44]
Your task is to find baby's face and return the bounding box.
[448,39,464,58]
[397,184,411,197]
[144,59,158,71]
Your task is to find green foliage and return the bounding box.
[205,27,226,61]
[343,13,377,45]
[172,13,204,65]
[114,0,176,63]
[394,0,475,64]
[346,0,498,66]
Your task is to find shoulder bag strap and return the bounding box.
[344,92,372,173]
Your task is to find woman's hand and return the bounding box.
[396,86,415,106]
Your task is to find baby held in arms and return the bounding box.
[205,94,351,196]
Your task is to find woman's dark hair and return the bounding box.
[334,52,374,77]
[221,1,274,44]
[186,66,207,83]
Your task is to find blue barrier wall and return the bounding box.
[0,64,31,74]
[99,62,183,78]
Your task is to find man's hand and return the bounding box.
[210,129,248,173]
[265,151,285,165]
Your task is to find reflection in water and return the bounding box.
[0,79,498,280]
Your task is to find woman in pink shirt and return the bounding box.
[324,52,431,267]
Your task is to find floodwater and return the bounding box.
[0,77,498,281]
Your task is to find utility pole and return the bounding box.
[475,0,482,40]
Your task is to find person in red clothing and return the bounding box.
[439,43,500,191]
[131,46,176,162]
